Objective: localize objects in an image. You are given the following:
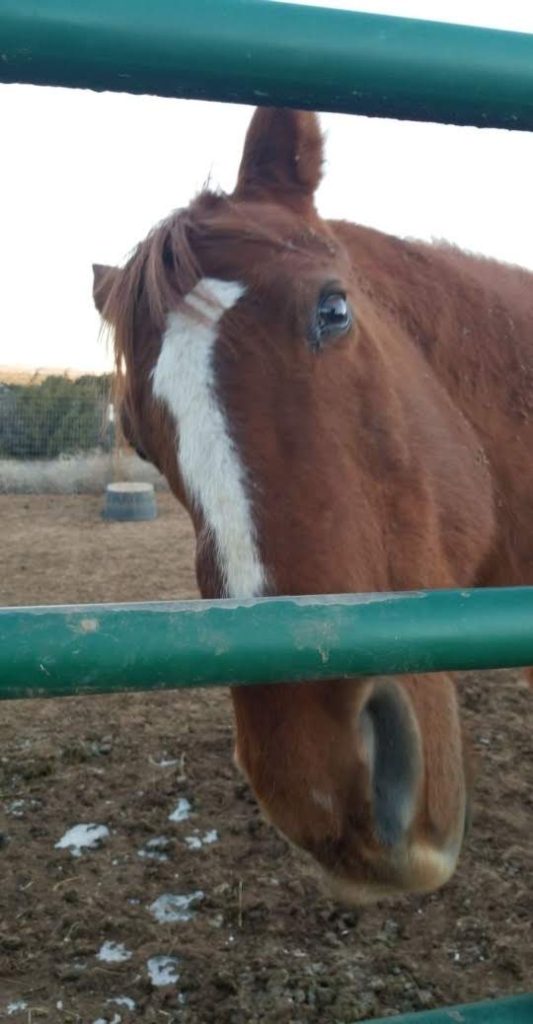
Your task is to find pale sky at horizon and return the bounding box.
[1,0,532,373]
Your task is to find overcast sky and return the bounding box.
[1,0,532,373]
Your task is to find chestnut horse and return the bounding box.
[93,108,533,904]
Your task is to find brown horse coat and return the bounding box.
[93,108,532,902]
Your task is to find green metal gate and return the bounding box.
[1,3,532,1020]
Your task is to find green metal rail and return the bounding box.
[363,993,533,1024]
[2,587,533,701]
[1,0,533,129]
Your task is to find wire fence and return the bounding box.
[0,374,114,459]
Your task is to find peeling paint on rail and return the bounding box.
[2,587,533,700]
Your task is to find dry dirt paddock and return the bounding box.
[0,494,531,1024]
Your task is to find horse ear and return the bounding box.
[234,108,324,208]
[92,263,120,319]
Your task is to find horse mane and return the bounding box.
[102,201,201,381]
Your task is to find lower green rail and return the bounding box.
[2,594,532,1019]
[363,993,533,1023]
[2,586,533,700]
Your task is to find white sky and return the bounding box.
[1,0,532,373]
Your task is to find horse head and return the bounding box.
[93,107,477,902]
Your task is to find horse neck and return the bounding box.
[332,219,533,418]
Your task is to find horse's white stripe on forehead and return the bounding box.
[152,277,267,599]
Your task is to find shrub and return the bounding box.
[0,374,114,459]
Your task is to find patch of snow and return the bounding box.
[97,941,132,964]
[147,956,180,986]
[138,836,170,862]
[151,755,180,767]
[185,829,218,850]
[6,798,41,818]
[7,800,26,817]
[55,823,109,857]
[107,996,136,1011]
[7,1003,28,1016]
[56,1002,64,1010]
[92,1017,121,1024]
[149,891,204,923]
[168,797,191,822]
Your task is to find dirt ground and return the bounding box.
[0,494,531,1024]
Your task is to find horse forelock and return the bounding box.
[106,190,340,456]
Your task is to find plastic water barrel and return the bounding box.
[102,482,157,521]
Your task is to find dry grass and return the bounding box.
[0,451,167,494]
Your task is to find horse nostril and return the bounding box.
[358,680,422,849]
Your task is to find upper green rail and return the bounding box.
[2,587,533,701]
[1,0,533,129]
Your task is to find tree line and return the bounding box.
[0,374,114,459]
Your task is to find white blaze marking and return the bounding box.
[152,278,266,599]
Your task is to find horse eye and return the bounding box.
[317,292,352,339]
